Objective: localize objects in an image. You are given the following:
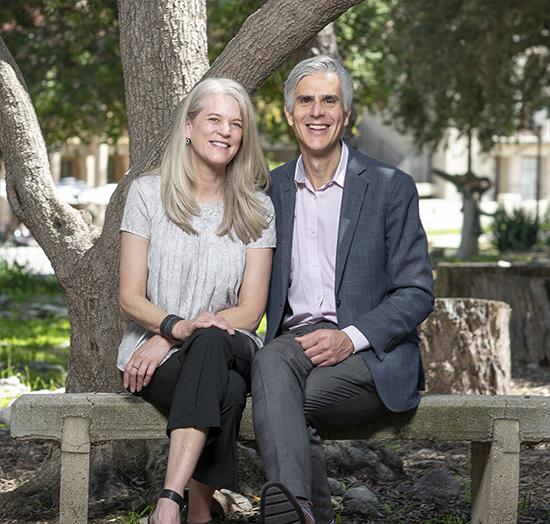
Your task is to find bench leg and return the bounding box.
[471,418,520,524]
[60,416,91,524]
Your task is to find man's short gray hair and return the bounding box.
[284,55,354,113]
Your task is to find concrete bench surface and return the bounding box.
[10,393,550,524]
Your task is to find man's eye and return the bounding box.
[324,98,337,105]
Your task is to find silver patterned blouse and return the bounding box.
[116,174,276,371]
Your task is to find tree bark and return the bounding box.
[118,0,209,164]
[436,262,550,366]
[419,298,511,395]
[0,39,96,279]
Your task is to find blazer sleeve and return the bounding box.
[354,172,434,360]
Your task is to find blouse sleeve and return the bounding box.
[247,194,276,249]
[120,177,151,239]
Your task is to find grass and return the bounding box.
[0,260,69,391]
[107,505,153,523]
[426,229,461,236]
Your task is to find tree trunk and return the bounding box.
[419,298,511,394]
[118,0,209,164]
[456,196,480,259]
[436,262,550,366]
[0,0,365,518]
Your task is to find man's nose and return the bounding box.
[310,100,324,117]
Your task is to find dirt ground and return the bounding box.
[1,364,549,523]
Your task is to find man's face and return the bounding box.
[285,71,350,157]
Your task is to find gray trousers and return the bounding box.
[251,322,389,524]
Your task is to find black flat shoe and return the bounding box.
[260,481,309,524]
[149,488,187,523]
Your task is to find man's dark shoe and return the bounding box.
[260,482,314,524]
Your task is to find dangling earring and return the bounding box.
[185,137,191,145]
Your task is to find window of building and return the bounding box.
[520,157,537,200]
[60,157,75,178]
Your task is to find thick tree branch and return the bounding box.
[0,37,95,279]
[207,0,362,90]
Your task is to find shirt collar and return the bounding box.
[294,141,349,189]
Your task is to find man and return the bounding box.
[251,56,434,524]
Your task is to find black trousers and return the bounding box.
[137,327,256,491]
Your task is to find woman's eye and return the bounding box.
[231,122,242,129]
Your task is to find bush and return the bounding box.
[491,207,539,252]
[0,260,60,301]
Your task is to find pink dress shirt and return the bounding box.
[284,143,370,352]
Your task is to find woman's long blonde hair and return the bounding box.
[160,78,270,243]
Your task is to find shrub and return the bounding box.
[0,260,60,300]
[491,207,539,252]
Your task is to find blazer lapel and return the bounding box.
[335,152,369,293]
[279,162,297,300]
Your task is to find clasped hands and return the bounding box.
[295,328,355,367]
[124,311,234,393]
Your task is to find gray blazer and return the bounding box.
[265,146,434,413]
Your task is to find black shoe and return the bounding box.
[260,482,314,524]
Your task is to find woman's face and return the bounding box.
[186,93,243,176]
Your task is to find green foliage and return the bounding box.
[518,484,534,514]
[208,0,296,144]
[0,260,61,301]
[491,207,539,252]
[1,0,124,147]
[380,0,550,151]
[0,260,69,390]
[0,315,70,390]
[112,505,153,524]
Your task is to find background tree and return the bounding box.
[375,0,550,257]
[0,0,124,147]
[0,0,364,517]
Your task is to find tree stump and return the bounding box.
[435,263,550,366]
[419,298,511,394]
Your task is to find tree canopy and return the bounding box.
[0,0,124,147]
[2,0,549,152]
[379,0,550,151]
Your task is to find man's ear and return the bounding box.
[344,109,351,128]
[284,106,294,127]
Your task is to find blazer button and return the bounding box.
[336,299,341,307]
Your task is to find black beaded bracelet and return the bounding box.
[160,314,183,339]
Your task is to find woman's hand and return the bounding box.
[124,335,172,393]
[172,311,235,341]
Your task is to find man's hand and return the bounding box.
[124,334,172,393]
[172,311,235,341]
[295,329,355,366]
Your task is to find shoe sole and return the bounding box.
[260,482,306,524]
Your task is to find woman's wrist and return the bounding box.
[171,319,191,341]
[159,314,184,339]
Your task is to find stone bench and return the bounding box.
[10,393,550,524]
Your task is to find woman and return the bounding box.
[117,78,275,524]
